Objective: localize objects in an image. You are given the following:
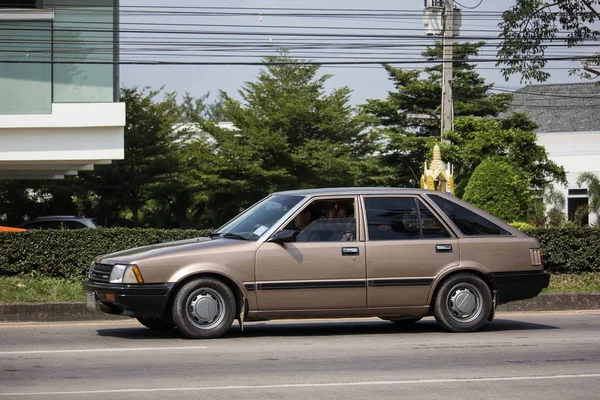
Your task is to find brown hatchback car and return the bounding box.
[85,188,550,338]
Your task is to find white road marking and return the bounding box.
[2,373,600,396]
[0,346,207,355]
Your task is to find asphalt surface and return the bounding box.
[1,312,600,399]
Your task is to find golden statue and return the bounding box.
[420,144,455,195]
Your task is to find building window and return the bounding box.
[567,189,588,224]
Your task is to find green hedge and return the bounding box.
[0,228,210,279]
[0,227,598,279]
[522,227,600,274]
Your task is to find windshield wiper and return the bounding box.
[206,232,248,240]
[220,233,248,240]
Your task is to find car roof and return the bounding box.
[35,216,91,220]
[273,187,434,197]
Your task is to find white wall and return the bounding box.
[537,130,600,225]
[0,103,125,179]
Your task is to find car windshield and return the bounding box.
[215,195,304,241]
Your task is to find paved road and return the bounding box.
[1,311,599,399]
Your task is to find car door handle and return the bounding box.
[436,244,453,253]
[342,247,359,256]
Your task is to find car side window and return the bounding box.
[364,197,421,241]
[23,220,63,229]
[286,198,356,242]
[64,221,87,229]
[418,200,451,239]
[427,194,511,236]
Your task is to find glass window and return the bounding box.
[427,194,511,236]
[64,220,87,229]
[23,220,64,229]
[364,197,420,241]
[51,1,115,102]
[418,200,451,238]
[0,21,52,114]
[218,195,304,241]
[288,199,356,242]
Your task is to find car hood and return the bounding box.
[95,237,248,265]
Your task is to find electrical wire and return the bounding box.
[455,0,485,10]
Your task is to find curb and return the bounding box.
[1,293,599,322]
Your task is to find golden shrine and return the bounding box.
[420,144,455,195]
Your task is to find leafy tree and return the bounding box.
[76,87,188,227]
[463,159,531,222]
[498,0,600,82]
[364,42,512,138]
[362,42,518,189]
[180,92,227,122]
[528,185,566,227]
[193,54,388,226]
[576,172,600,225]
[444,114,567,197]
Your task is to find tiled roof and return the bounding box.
[505,83,600,133]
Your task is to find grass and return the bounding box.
[0,273,599,303]
[544,272,600,293]
[0,276,85,303]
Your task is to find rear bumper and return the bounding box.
[84,281,176,319]
[489,270,550,305]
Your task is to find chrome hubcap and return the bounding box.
[447,283,482,323]
[187,288,225,330]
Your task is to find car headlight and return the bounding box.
[109,264,144,284]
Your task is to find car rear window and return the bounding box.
[427,194,511,236]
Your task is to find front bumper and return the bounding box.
[84,281,176,319]
[489,270,550,305]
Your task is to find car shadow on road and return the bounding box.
[95,317,558,340]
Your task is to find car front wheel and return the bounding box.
[433,273,492,333]
[172,278,236,339]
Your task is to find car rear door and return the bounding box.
[362,195,460,308]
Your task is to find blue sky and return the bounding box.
[119,0,591,106]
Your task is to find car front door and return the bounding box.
[254,196,366,314]
[362,195,460,308]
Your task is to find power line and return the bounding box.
[455,0,485,9]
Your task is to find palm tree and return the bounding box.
[577,172,600,225]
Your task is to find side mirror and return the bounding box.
[267,230,297,244]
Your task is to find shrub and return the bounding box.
[463,159,531,222]
[521,227,600,274]
[0,226,599,278]
[0,228,210,279]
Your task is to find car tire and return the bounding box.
[172,278,236,339]
[136,317,175,330]
[380,317,422,325]
[433,273,492,333]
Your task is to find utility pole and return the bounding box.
[440,0,454,142]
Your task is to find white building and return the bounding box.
[0,0,124,180]
[508,83,600,224]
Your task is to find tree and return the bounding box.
[75,87,188,227]
[193,53,388,226]
[364,42,512,138]
[528,185,566,227]
[498,0,600,82]
[462,159,531,222]
[576,172,600,225]
[444,114,567,197]
[180,92,227,122]
[362,42,515,188]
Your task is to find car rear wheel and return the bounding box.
[433,273,492,332]
[172,278,236,339]
[136,317,175,330]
